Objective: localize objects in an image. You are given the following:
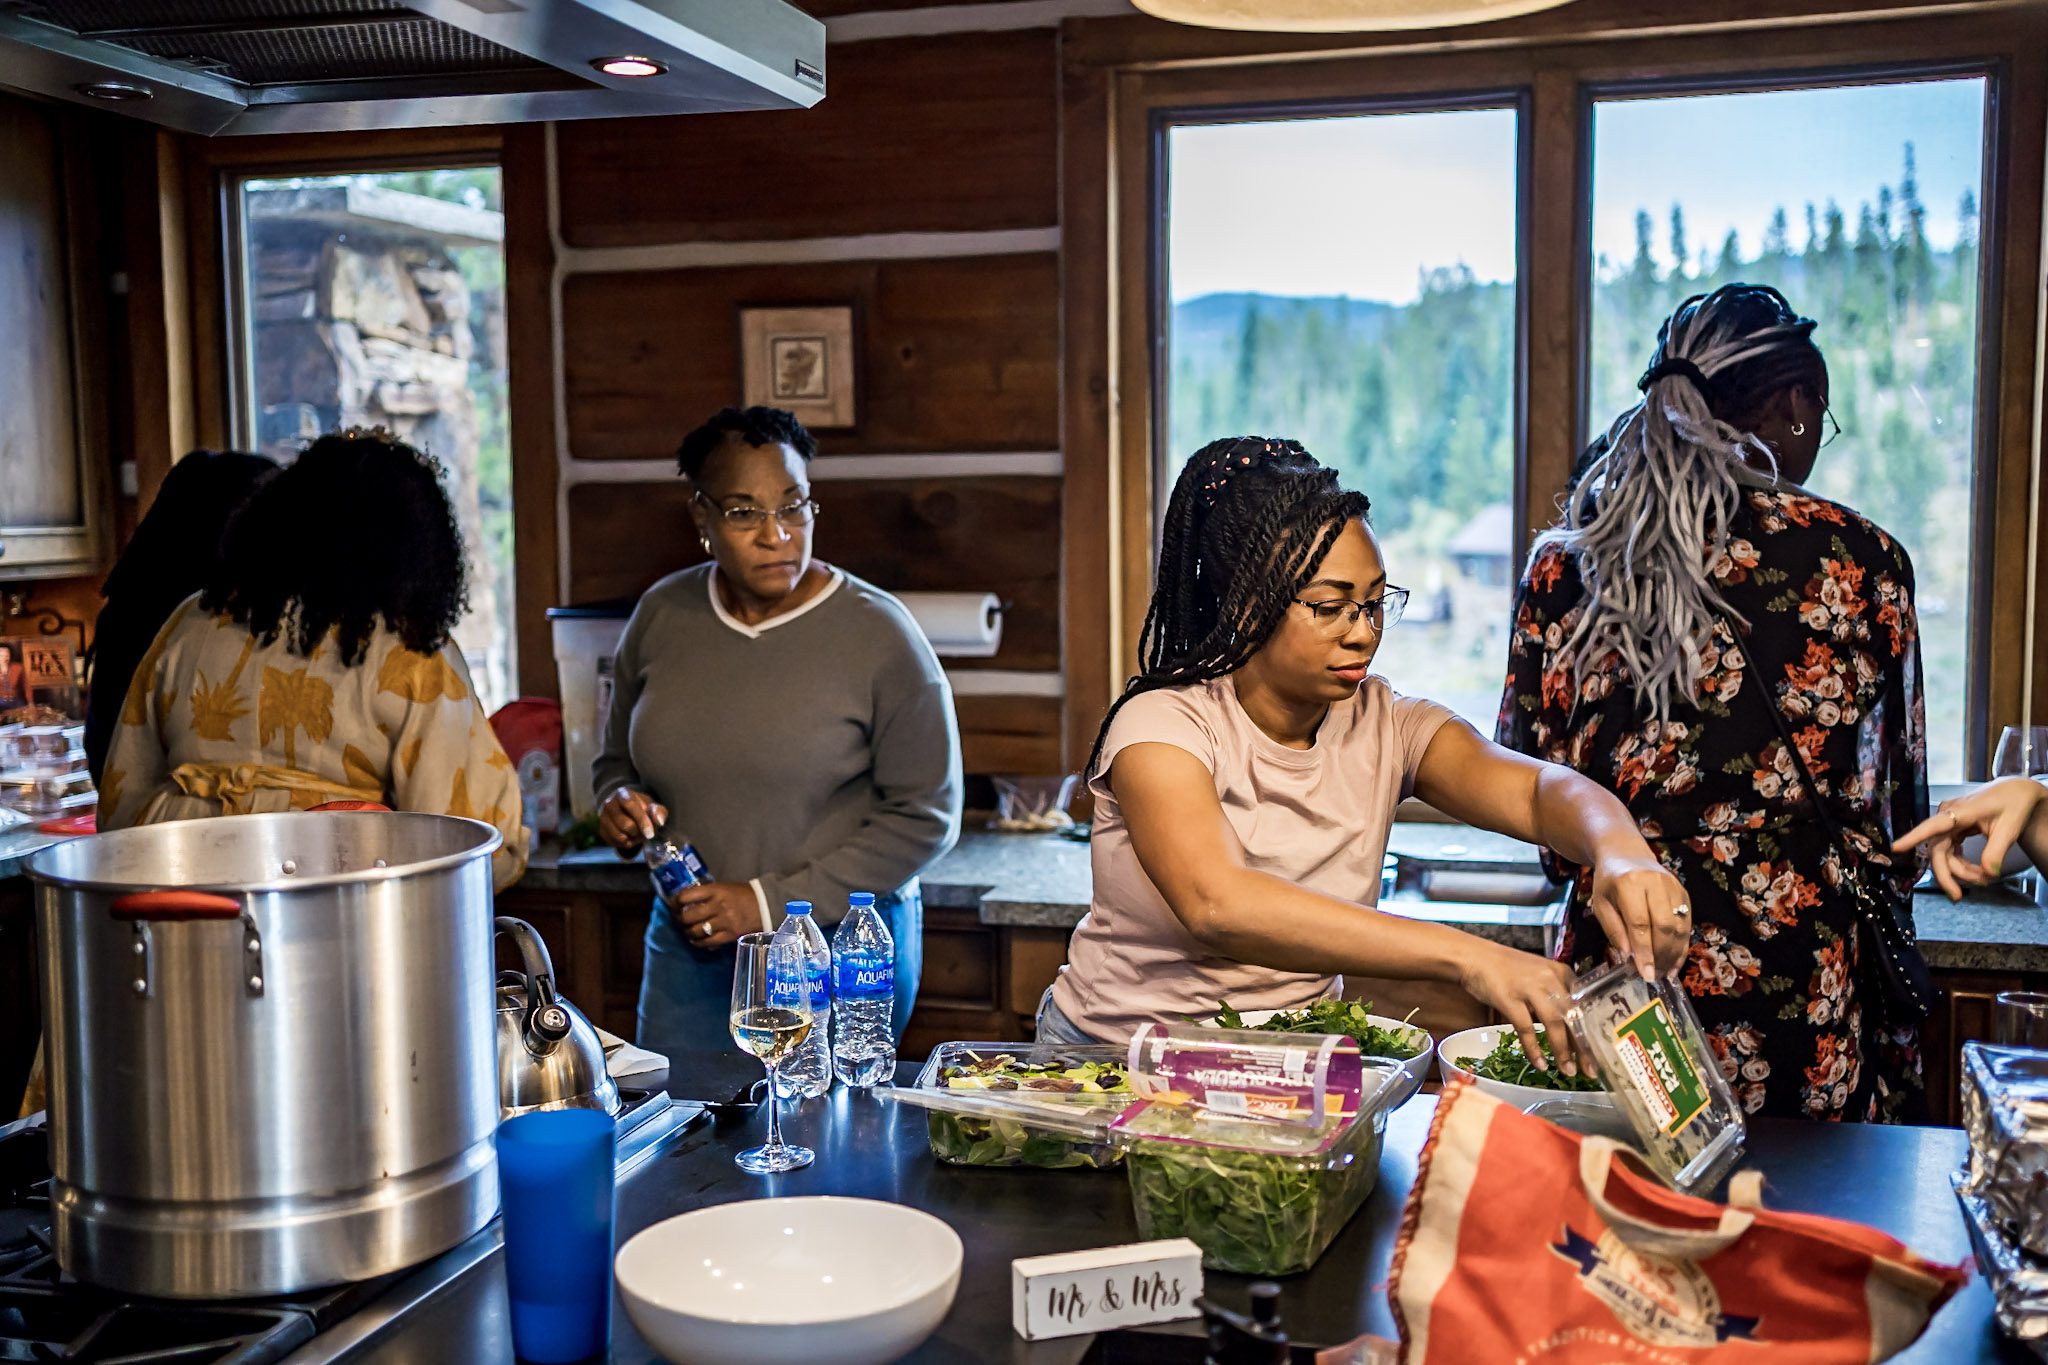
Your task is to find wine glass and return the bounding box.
[1993,728,2048,900]
[730,932,815,1174]
[1993,727,2048,778]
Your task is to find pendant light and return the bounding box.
[1131,0,1580,32]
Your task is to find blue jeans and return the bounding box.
[1033,984,1108,1046]
[635,884,923,1065]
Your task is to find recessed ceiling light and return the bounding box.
[592,55,666,78]
[74,80,152,101]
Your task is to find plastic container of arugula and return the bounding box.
[1114,1023,1410,1276]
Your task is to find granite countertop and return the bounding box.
[0,824,68,882]
[19,817,2048,972]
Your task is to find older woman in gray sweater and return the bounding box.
[595,406,963,1060]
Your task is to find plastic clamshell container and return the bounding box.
[1563,961,1747,1193]
[1113,1056,1404,1276]
[908,1041,1133,1169]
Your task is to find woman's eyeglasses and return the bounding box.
[1294,587,1410,636]
[1820,406,1844,449]
[697,494,819,532]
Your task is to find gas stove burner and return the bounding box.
[0,1288,315,1364]
[0,1089,689,1362]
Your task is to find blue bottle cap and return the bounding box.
[785,900,813,916]
[848,892,877,907]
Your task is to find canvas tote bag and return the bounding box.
[1390,1080,1968,1364]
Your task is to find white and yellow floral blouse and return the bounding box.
[102,596,528,889]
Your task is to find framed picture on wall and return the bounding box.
[738,305,857,429]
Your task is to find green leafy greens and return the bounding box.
[1213,999,1426,1060]
[1122,1105,1383,1275]
[926,1051,1129,1169]
[1456,1032,1605,1092]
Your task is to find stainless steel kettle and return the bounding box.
[495,916,619,1119]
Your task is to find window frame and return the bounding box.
[211,152,520,708]
[1148,89,1535,554]
[219,155,505,455]
[1576,62,2006,778]
[1071,5,2045,781]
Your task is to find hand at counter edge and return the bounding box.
[1893,775,2048,900]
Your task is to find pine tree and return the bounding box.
[1233,298,1262,426]
[1716,230,1741,281]
[1764,208,1790,258]
[1668,204,1689,283]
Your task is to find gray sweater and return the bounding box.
[594,565,963,927]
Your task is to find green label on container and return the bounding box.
[1610,1000,1709,1135]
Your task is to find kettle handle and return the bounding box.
[495,916,571,1047]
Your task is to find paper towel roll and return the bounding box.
[897,591,1003,657]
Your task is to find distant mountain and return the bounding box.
[1171,292,1395,357]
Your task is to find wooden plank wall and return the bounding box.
[543,27,1068,777]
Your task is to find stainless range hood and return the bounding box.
[0,0,825,135]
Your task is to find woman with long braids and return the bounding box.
[1039,438,1689,1075]
[1499,283,1931,1122]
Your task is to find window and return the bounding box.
[1163,108,1521,732]
[1586,76,1990,782]
[231,166,515,712]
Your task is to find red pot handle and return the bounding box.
[309,801,391,813]
[110,891,244,921]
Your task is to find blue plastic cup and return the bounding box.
[498,1109,616,1363]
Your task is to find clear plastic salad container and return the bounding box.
[1563,961,1747,1193]
[1113,1036,1406,1275]
[905,1041,1134,1169]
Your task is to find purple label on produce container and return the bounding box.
[1126,1024,1364,1126]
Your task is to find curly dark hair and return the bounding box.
[1088,437,1371,774]
[675,406,818,481]
[202,430,469,667]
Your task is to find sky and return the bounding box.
[1167,75,1987,305]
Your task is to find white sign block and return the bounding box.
[1011,1239,1205,1341]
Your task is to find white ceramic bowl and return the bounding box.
[1201,1009,1435,1102]
[1436,1024,1619,1114]
[614,1196,962,1365]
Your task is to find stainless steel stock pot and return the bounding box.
[27,810,502,1297]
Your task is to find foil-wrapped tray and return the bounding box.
[1955,1174,2048,1359]
[1960,1044,2048,1259]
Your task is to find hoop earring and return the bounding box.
[699,537,712,554]
[1791,422,1807,437]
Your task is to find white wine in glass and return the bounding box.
[730,932,815,1174]
[730,1005,811,1064]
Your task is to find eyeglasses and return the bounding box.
[1820,405,1844,449]
[1293,587,1410,636]
[696,494,819,532]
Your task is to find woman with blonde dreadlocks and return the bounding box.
[1039,438,1690,1075]
[1499,284,1932,1122]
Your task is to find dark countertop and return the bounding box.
[346,1055,2018,1365]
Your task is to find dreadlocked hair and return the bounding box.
[1088,436,1371,776]
[1534,282,1826,723]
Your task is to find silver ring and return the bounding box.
[1672,902,1692,918]
[698,921,713,938]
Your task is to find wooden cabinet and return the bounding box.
[0,93,108,580]
[1922,965,2048,1126]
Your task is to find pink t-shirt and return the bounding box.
[1051,675,1456,1043]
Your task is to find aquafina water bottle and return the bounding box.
[831,892,897,1087]
[769,901,833,1100]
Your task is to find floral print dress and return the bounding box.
[1497,479,1929,1122]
